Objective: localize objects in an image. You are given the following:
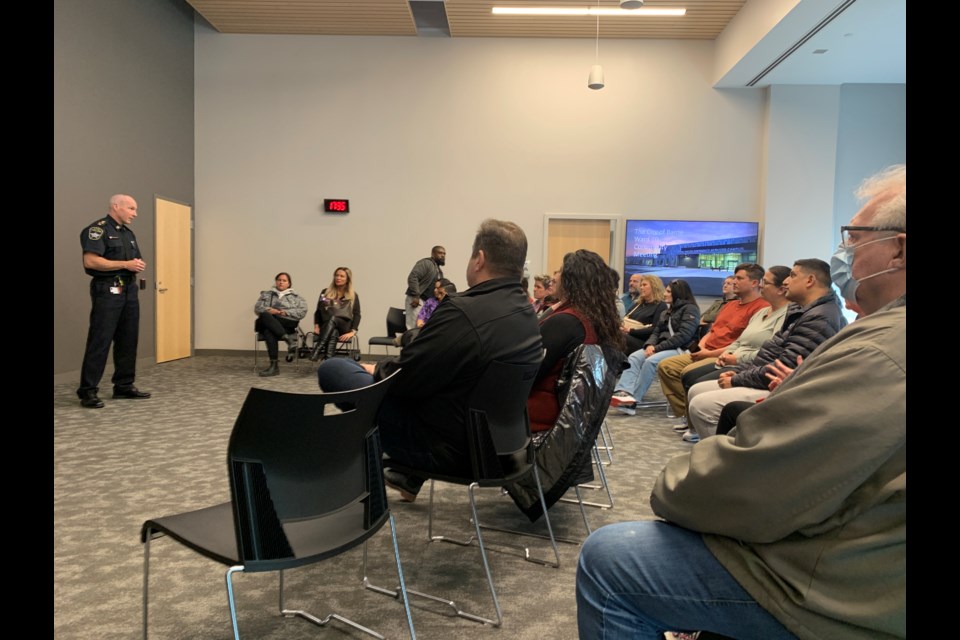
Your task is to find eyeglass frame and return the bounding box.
[840,225,906,248]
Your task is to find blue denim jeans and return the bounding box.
[614,348,683,400]
[576,521,797,640]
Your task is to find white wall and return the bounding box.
[195,28,770,349]
[832,84,907,237]
[762,84,841,268]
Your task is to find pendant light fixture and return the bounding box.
[587,0,604,89]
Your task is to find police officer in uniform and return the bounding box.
[77,194,151,408]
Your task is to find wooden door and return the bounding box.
[546,218,614,274]
[155,197,192,363]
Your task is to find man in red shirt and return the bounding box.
[656,263,770,420]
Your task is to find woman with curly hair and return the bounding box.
[527,250,626,432]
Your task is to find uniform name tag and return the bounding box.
[110,286,122,294]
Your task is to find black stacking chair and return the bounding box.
[141,372,415,640]
[367,358,558,628]
[367,307,406,354]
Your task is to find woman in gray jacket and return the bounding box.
[254,272,308,376]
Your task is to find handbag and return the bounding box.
[622,317,651,331]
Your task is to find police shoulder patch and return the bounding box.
[88,226,104,241]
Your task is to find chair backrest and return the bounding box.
[386,307,406,336]
[227,371,400,571]
[465,359,541,481]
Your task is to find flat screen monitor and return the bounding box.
[624,219,760,297]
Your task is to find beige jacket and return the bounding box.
[651,296,906,639]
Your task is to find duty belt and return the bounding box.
[93,275,133,285]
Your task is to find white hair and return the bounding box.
[856,165,905,230]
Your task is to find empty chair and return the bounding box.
[367,307,406,355]
[141,372,415,640]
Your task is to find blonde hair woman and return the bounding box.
[310,267,362,362]
[621,274,667,353]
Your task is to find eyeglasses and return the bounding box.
[841,225,905,248]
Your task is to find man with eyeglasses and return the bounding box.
[576,165,905,640]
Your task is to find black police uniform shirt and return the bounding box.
[80,217,141,279]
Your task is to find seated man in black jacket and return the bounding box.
[317,219,543,502]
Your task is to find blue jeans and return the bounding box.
[576,521,797,640]
[614,348,682,400]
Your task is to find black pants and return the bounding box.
[717,400,755,436]
[256,311,299,359]
[78,278,140,396]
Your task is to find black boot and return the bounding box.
[309,334,325,362]
[258,359,279,377]
[311,322,337,362]
[323,331,340,359]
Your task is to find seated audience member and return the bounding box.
[610,268,626,318]
[531,273,552,314]
[537,270,562,320]
[609,279,700,414]
[397,278,457,347]
[621,274,668,353]
[310,266,361,362]
[671,265,792,418]
[683,258,847,442]
[620,272,640,317]
[315,219,543,503]
[576,164,905,640]
[528,250,625,432]
[655,263,771,420]
[254,272,308,376]
[699,275,737,326]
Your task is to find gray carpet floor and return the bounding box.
[54,354,692,640]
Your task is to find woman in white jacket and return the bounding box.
[254,272,308,376]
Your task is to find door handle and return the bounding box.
[159,288,168,293]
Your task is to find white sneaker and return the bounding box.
[681,429,700,443]
[610,391,637,407]
[671,417,688,433]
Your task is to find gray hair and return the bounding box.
[856,164,905,230]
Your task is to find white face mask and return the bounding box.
[829,235,900,302]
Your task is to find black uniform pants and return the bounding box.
[78,279,140,396]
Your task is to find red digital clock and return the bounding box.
[323,199,350,213]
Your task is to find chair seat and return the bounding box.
[143,502,239,566]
